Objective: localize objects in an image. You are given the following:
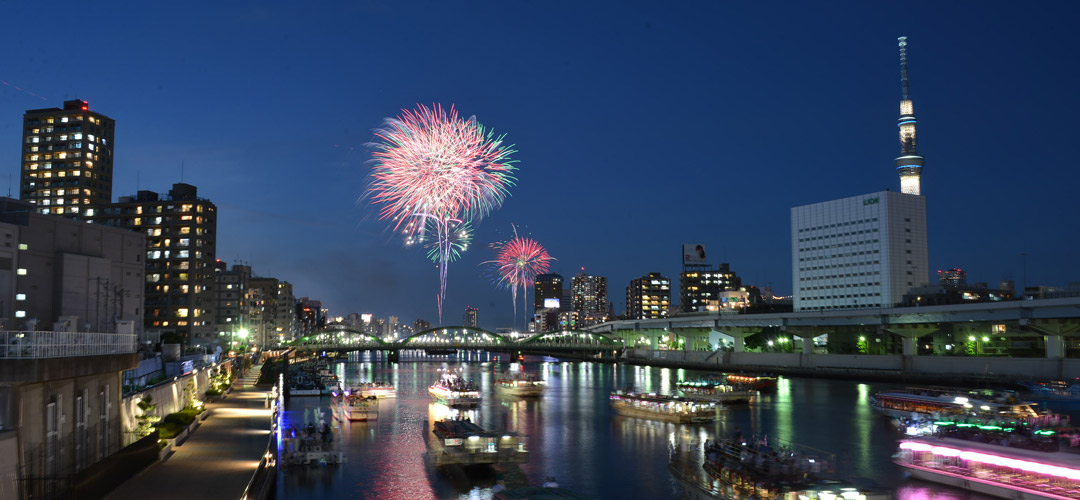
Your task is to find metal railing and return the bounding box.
[0,331,137,359]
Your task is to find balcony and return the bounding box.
[1,331,136,359]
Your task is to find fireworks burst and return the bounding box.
[367,104,518,322]
[486,226,554,330]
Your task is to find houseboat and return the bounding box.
[353,381,397,399]
[676,379,757,404]
[427,417,528,468]
[610,391,724,424]
[670,437,889,500]
[428,371,481,407]
[334,392,379,422]
[870,386,1061,429]
[495,372,545,397]
[896,431,1080,500]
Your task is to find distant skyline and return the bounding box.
[2,2,1078,330]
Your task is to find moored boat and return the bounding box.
[725,373,778,391]
[610,391,724,424]
[495,372,545,397]
[428,370,481,407]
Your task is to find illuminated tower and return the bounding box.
[895,36,925,196]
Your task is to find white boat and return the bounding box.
[336,393,378,422]
[495,372,545,397]
[428,371,480,407]
[896,435,1080,500]
[353,381,396,399]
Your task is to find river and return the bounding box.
[275,351,1009,500]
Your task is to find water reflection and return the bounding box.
[277,357,1005,500]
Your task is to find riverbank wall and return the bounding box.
[620,349,1080,386]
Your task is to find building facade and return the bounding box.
[462,307,478,328]
[570,271,608,325]
[533,274,563,313]
[680,263,743,313]
[20,100,115,219]
[213,262,250,347]
[626,273,670,319]
[93,184,217,346]
[791,190,929,311]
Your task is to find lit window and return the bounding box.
[15,311,25,318]
[16,294,26,301]
[18,243,27,250]
[177,308,189,318]
[16,268,26,275]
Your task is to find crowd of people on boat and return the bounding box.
[934,424,1064,453]
[704,430,830,481]
[436,372,478,391]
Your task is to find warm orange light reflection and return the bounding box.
[214,408,273,418]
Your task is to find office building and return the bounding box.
[274,281,297,342]
[533,273,563,313]
[680,263,743,313]
[626,273,670,319]
[94,183,217,345]
[462,306,478,328]
[214,262,250,346]
[792,191,928,310]
[938,268,967,288]
[19,99,115,219]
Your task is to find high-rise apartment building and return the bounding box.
[20,99,115,219]
[94,183,217,345]
[570,270,607,317]
[275,281,297,342]
[533,273,563,313]
[462,306,478,327]
[680,263,743,313]
[414,318,431,332]
[214,262,250,344]
[626,273,670,319]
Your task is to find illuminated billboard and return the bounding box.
[544,298,560,309]
[683,244,707,265]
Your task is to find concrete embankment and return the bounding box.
[619,349,1079,386]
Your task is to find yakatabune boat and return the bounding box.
[609,391,724,423]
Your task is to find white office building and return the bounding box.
[791,190,928,311]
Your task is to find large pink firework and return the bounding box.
[487,227,554,330]
[367,104,517,323]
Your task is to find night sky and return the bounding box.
[2,2,1078,330]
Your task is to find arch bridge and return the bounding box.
[293,325,625,355]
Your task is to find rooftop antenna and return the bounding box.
[898,36,910,100]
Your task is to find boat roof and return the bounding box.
[433,419,520,438]
[494,487,595,500]
[902,436,1080,470]
[876,391,1036,407]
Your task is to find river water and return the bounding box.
[275,351,1006,500]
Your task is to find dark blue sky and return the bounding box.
[2,2,1078,330]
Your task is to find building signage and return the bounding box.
[682,244,707,265]
[863,197,880,206]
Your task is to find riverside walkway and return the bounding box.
[106,364,274,500]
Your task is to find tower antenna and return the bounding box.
[898,36,910,100]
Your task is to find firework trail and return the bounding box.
[367,104,517,322]
[487,226,554,331]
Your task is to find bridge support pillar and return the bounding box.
[883,324,939,356]
[716,327,761,353]
[1047,336,1064,359]
[784,327,819,355]
[1022,318,1080,359]
[387,350,399,363]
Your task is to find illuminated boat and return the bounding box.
[428,371,481,407]
[428,417,528,468]
[870,386,1054,426]
[353,381,397,399]
[609,391,724,424]
[495,372,545,397]
[670,438,888,500]
[725,373,778,391]
[896,434,1080,500]
[334,393,378,422]
[676,379,757,404]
